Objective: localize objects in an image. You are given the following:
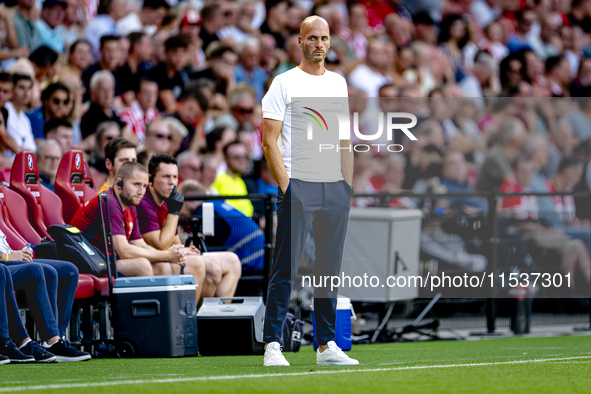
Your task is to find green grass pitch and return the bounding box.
[1,335,590,393]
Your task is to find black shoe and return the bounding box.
[0,354,9,365]
[0,339,34,363]
[21,341,57,363]
[47,339,91,362]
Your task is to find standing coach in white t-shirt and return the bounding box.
[260,16,358,367]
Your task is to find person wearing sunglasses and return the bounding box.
[143,118,172,156]
[26,81,71,144]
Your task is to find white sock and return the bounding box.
[43,340,56,348]
[18,339,31,350]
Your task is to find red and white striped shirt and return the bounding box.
[500,178,539,220]
[119,101,158,147]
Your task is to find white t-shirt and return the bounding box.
[262,66,349,182]
[4,102,36,162]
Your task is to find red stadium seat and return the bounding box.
[54,150,98,224]
[9,151,65,239]
[0,182,42,246]
[74,274,96,299]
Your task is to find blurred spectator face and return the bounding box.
[579,58,591,81]
[99,125,121,151]
[518,10,536,34]
[144,5,167,26]
[110,0,127,21]
[92,78,114,109]
[486,21,504,43]
[101,40,121,71]
[385,14,411,46]
[540,16,558,43]
[562,163,585,188]
[220,0,238,27]
[60,73,84,106]
[268,1,288,29]
[550,58,571,84]
[42,3,66,29]
[530,138,549,169]
[449,19,466,40]
[180,22,200,39]
[166,47,188,72]
[135,35,154,62]
[237,131,253,158]
[179,97,201,125]
[238,1,255,30]
[119,37,130,66]
[366,41,388,70]
[145,122,171,154]
[46,89,70,118]
[442,152,468,184]
[225,143,248,174]
[17,0,36,11]
[260,35,276,62]
[48,126,73,152]
[553,122,578,153]
[70,41,92,70]
[13,78,33,106]
[524,51,543,80]
[384,159,405,187]
[286,6,306,34]
[64,0,79,25]
[201,158,218,187]
[349,3,367,32]
[515,159,534,187]
[178,155,201,183]
[231,96,255,126]
[137,80,158,111]
[0,80,12,108]
[218,128,236,153]
[506,59,523,87]
[37,143,62,179]
[415,21,436,44]
[396,47,414,72]
[286,35,303,65]
[378,85,398,112]
[240,42,261,70]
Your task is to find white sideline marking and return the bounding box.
[0,356,590,393]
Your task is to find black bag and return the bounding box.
[47,224,108,277]
[281,312,303,352]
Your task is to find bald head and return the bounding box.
[300,16,330,37]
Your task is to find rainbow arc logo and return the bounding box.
[303,107,328,132]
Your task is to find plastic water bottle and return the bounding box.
[23,243,34,259]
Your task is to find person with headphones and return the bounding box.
[70,161,189,278]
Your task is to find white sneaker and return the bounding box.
[317,341,359,365]
[263,342,290,366]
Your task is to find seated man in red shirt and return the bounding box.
[138,154,241,302]
[71,161,189,278]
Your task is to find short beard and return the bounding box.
[119,192,137,207]
[303,47,326,64]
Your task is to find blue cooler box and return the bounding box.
[113,275,198,358]
[312,297,353,351]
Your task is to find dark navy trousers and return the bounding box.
[0,265,29,340]
[264,179,353,346]
[2,259,78,339]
